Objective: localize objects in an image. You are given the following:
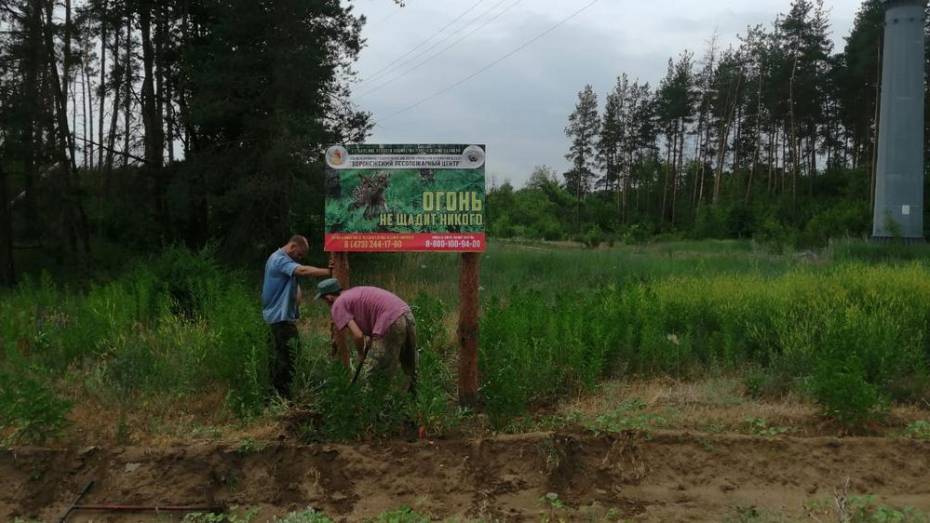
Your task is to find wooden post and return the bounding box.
[329,252,351,368]
[458,252,480,406]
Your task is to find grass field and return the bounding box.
[2,239,930,446]
[5,240,930,522]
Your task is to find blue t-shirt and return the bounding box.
[261,249,301,324]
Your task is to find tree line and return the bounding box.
[0,0,381,285]
[490,0,927,247]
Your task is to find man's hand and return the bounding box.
[356,336,371,360]
[345,320,366,357]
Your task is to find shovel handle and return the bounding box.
[58,480,95,523]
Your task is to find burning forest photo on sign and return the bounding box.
[324,145,486,252]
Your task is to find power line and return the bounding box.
[360,0,488,86]
[362,0,515,90]
[362,0,514,90]
[377,0,602,123]
[357,0,523,99]
[363,0,517,92]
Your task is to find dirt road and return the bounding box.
[3,431,930,522]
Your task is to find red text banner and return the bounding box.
[325,233,486,253]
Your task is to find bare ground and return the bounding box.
[4,430,930,522]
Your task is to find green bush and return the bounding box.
[810,356,886,428]
[800,203,869,248]
[693,206,729,239]
[621,223,653,244]
[0,363,72,444]
[310,360,414,441]
[148,245,223,318]
[581,226,606,248]
[539,218,565,241]
[753,217,796,254]
[489,215,514,238]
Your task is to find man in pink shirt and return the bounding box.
[315,278,417,394]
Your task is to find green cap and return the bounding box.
[315,278,342,300]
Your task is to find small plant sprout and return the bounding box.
[746,418,790,438]
[904,421,930,441]
[542,492,566,510]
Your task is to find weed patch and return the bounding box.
[904,421,930,441]
[0,363,71,444]
[588,399,667,434]
[745,418,790,438]
[368,506,431,523]
[275,508,334,523]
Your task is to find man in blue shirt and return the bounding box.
[262,235,331,398]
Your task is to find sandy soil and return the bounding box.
[4,430,930,522]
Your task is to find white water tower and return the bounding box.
[872,0,927,241]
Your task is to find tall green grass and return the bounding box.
[3,241,930,441]
[480,262,930,427]
[0,246,465,442]
[0,247,271,441]
[350,239,796,310]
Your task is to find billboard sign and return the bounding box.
[324,144,486,252]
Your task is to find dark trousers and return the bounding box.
[270,322,299,398]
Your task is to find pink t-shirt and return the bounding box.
[331,287,411,338]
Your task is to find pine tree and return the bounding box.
[838,0,884,203]
[737,25,771,203]
[708,48,745,204]
[185,0,370,247]
[564,84,601,202]
[597,74,630,204]
[656,52,696,221]
[611,80,658,221]
[692,33,719,208]
[778,0,833,202]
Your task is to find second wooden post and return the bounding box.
[458,252,480,406]
[329,252,351,368]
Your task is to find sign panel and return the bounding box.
[324,144,486,252]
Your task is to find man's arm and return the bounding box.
[342,319,368,358]
[294,265,331,278]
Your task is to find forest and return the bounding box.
[488,0,922,249]
[1,1,917,291]
[0,0,375,286]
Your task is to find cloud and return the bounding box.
[351,0,860,186]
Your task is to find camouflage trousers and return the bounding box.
[360,311,418,394]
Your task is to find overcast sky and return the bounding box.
[348,0,861,187]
